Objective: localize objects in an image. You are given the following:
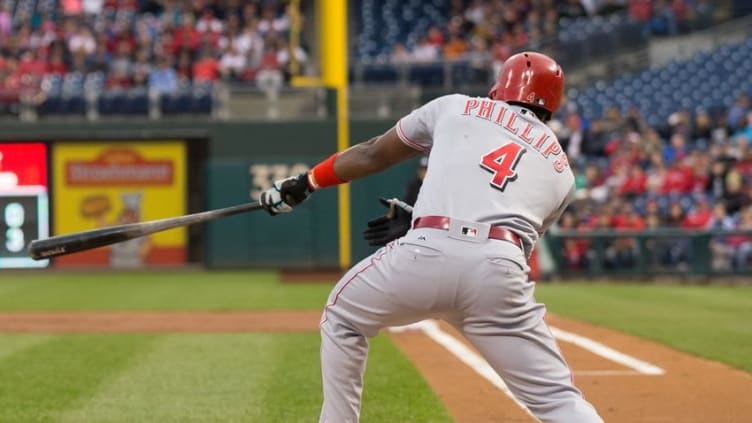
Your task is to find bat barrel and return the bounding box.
[28,225,139,260]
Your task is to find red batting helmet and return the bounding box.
[488,51,564,118]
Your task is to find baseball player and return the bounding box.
[260,52,604,423]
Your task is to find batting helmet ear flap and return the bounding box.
[488,51,564,116]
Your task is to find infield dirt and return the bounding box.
[0,310,749,423]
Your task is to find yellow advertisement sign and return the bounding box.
[53,141,186,267]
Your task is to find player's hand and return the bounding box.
[259,173,314,215]
[363,198,413,246]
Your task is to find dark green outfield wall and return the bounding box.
[3,118,418,268]
[348,121,421,263]
[204,119,420,267]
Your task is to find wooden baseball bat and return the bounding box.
[28,201,264,260]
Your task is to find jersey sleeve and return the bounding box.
[540,184,575,235]
[395,95,453,153]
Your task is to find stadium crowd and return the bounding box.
[387,0,714,66]
[0,0,307,108]
[0,0,746,269]
[551,92,752,271]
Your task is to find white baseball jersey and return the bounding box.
[395,93,574,255]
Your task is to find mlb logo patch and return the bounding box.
[461,226,478,237]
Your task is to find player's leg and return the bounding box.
[319,238,450,423]
[464,318,603,422]
[459,249,603,423]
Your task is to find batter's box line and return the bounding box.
[389,320,665,376]
[390,320,539,420]
[389,320,665,421]
[572,370,643,376]
[548,326,665,376]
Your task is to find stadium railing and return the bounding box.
[547,229,752,278]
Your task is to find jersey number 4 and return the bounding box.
[480,142,526,191]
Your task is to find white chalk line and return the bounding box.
[390,320,538,419]
[389,319,665,416]
[573,370,642,376]
[548,326,665,375]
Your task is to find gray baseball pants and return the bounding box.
[318,227,604,423]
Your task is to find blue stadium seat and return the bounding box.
[125,88,149,115]
[60,72,85,115]
[160,80,193,115]
[192,82,213,113]
[40,74,63,114]
[570,34,752,127]
[84,72,105,94]
[407,62,444,86]
[98,90,127,115]
[361,64,399,84]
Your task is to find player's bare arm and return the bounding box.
[259,127,420,215]
[332,128,421,180]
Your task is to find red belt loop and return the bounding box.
[413,216,523,250]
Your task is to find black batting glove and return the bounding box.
[259,173,314,215]
[363,197,413,246]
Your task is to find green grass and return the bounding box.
[535,283,752,372]
[0,333,452,423]
[1,270,750,422]
[0,334,158,423]
[0,271,332,311]
[1,273,750,373]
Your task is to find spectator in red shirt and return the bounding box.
[630,0,653,21]
[682,199,713,229]
[105,67,131,89]
[0,58,22,103]
[671,0,690,22]
[735,138,752,177]
[609,203,645,230]
[175,50,192,81]
[62,0,83,15]
[106,23,136,54]
[173,14,201,52]
[619,165,647,196]
[688,150,710,192]
[256,41,283,92]
[662,162,692,194]
[44,47,67,75]
[559,211,590,271]
[119,0,138,10]
[192,50,220,82]
[17,51,46,77]
[426,26,445,47]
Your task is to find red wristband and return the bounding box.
[308,153,347,189]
